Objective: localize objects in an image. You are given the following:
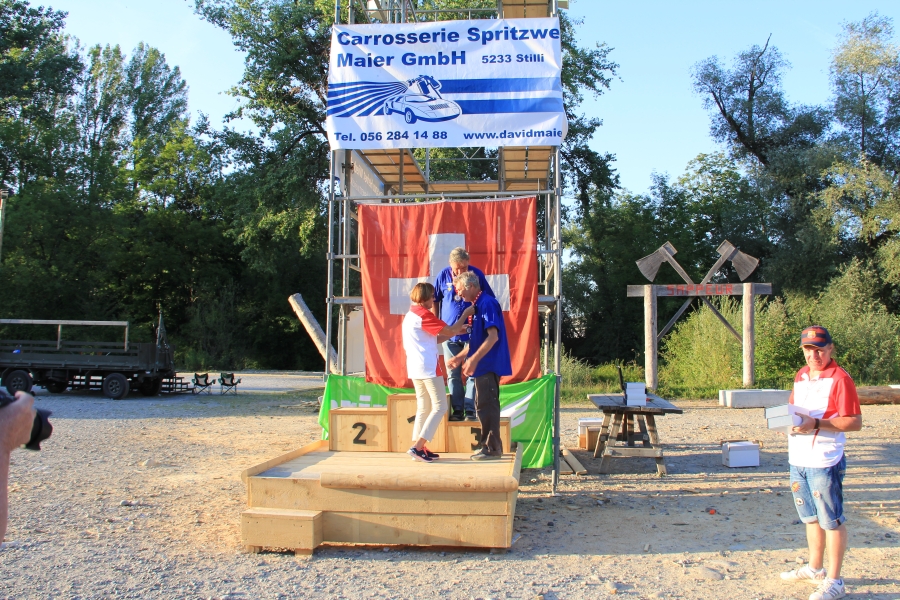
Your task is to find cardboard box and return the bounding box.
[577,418,605,450]
[578,429,601,450]
[722,441,760,467]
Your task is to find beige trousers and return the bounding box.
[411,376,448,443]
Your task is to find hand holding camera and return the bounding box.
[0,390,52,452]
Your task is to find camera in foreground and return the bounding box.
[0,391,52,450]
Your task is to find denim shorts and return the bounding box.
[789,454,846,530]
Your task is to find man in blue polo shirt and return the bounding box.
[432,247,495,422]
[446,270,511,460]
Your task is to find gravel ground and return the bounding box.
[1,385,898,600]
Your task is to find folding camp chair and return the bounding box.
[218,372,241,395]
[191,373,213,394]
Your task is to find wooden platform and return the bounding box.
[241,440,523,554]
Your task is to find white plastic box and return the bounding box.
[722,441,760,467]
[766,404,809,433]
[625,382,646,406]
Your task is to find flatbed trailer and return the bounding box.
[0,318,177,399]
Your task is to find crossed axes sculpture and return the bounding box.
[637,240,759,342]
[628,240,771,389]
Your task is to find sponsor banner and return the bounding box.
[319,374,555,468]
[359,196,540,388]
[326,18,566,149]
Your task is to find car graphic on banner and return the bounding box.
[383,75,461,124]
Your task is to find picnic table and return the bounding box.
[587,393,683,476]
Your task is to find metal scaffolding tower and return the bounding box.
[326,0,565,493]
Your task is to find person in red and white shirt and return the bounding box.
[402,283,472,463]
[780,326,862,600]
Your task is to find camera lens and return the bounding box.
[25,408,53,451]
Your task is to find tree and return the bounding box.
[691,37,791,167]
[74,44,129,204]
[818,158,900,308]
[0,0,81,189]
[831,13,900,167]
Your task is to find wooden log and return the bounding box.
[644,285,658,390]
[561,448,587,475]
[857,386,900,405]
[288,293,338,373]
[743,282,755,387]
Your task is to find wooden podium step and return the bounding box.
[446,418,511,453]
[328,396,512,454]
[241,507,322,556]
[240,441,523,552]
[388,393,449,452]
[329,408,390,451]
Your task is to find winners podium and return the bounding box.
[328,393,511,453]
[240,393,521,555]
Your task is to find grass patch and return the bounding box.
[558,351,643,405]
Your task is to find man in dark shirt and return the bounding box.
[446,271,511,460]
[432,247,495,421]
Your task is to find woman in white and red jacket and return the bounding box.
[401,282,473,463]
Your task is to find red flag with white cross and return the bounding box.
[358,197,540,388]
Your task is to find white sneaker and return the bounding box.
[809,578,846,600]
[781,564,826,584]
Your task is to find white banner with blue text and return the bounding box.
[326,18,566,150]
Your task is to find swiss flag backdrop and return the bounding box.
[359,197,540,388]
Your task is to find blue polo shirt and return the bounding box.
[433,265,495,343]
[467,293,512,378]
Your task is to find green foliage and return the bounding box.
[563,152,772,364]
[566,12,900,388]
[658,299,743,398]
[754,297,802,387]
[659,260,900,398]
[831,13,900,165]
[555,347,642,404]
[804,259,900,384]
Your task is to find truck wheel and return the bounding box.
[5,370,33,395]
[139,378,162,397]
[45,381,68,394]
[102,373,130,400]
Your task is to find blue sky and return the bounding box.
[58,0,900,193]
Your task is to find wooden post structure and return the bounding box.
[742,282,754,386]
[630,241,770,392]
[644,285,658,390]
